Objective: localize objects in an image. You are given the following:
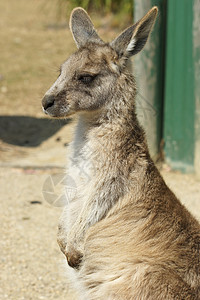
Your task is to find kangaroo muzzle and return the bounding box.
[42,94,55,113]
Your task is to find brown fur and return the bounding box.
[42,7,200,299]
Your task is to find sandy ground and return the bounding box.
[1,1,200,299]
[0,166,78,300]
[0,162,200,300]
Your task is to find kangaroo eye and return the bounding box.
[77,74,96,84]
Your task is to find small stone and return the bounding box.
[22,217,30,220]
[30,200,42,205]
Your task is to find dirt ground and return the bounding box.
[1,167,200,300]
[0,1,200,299]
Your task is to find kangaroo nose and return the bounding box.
[42,95,55,110]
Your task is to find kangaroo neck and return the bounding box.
[74,103,148,167]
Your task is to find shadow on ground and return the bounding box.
[0,116,71,147]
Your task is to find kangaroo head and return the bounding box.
[42,7,158,118]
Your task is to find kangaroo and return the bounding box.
[42,7,200,299]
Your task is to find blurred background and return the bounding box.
[0,0,199,173]
[0,0,199,299]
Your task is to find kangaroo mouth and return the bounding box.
[43,105,74,119]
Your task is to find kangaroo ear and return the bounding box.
[70,7,103,48]
[111,7,158,59]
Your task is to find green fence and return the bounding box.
[134,0,200,174]
[164,0,195,172]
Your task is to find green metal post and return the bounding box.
[164,0,195,172]
[193,0,200,177]
[134,0,166,160]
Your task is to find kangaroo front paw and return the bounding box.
[65,245,83,269]
[57,236,83,269]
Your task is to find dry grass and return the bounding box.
[0,0,76,117]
